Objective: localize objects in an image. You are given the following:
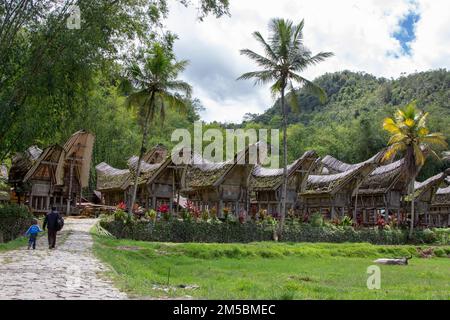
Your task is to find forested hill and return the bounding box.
[241,69,450,180]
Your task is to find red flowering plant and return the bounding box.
[157,204,170,221]
[117,201,127,210]
[185,200,200,220]
[376,215,386,230]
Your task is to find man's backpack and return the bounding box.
[56,215,64,231]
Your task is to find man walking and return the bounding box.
[43,207,62,249]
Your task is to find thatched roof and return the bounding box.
[358,159,407,194]
[23,145,65,185]
[184,154,233,190]
[414,171,448,199]
[321,151,384,174]
[320,152,409,194]
[120,155,164,189]
[304,162,372,195]
[8,146,43,183]
[432,186,450,205]
[141,144,167,164]
[95,162,130,191]
[249,150,318,191]
[182,142,267,191]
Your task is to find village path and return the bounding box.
[0,218,127,300]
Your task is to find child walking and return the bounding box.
[25,219,43,250]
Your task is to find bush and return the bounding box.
[310,213,323,227]
[99,218,444,245]
[0,204,35,243]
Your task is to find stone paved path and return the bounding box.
[0,218,127,300]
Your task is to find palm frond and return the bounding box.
[239,49,278,69]
[125,89,149,110]
[413,143,425,166]
[237,70,277,85]
[166,80,192,97]
[252,31,279,62]
[382,142,406,163]
[421,133,448,148]
[291,19,305,50]
[290,73,326,103]
[388,133,408,145]
[383,118,401,134]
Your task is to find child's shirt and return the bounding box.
[26,225,43,236]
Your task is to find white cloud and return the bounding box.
[165,0,450,123]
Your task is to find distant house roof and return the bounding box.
[303,161,374,195]
[413,171,448,200]
[8,146,43,184]
[432,185,450,206]
[321,151,384,173]
[249,150,318,191]
[23,145,65,185]
[95,162,130,191]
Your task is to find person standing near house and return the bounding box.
[43,206,63,249]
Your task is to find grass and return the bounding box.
[91,229,450,300]
[0,236,29,252]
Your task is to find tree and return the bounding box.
[124,42,192,215]
[238,18,333,233]
[382,101,447,237]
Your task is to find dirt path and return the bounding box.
[0,218,127,300]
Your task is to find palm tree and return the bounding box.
[124,43,192,215]
[382,101,447,237]
[238,18,333,233]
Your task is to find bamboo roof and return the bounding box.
[358,159,407,194]
[432,185,450,205]
[303,161,375,195]
[414,171,448,199]
[120,145,168,189]
[8,146,43,183]
[95,162,130,191]
[183,142,266,191]
[249,150,318,191]
[184,154,234,190]
[321,152,407,195]
[122,156,163,188]
[321,151,384,174]
[23,145,65,185]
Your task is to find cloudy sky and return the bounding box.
[165,0,450,123]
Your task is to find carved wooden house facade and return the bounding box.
[412,171,449,226]
[9,130,95,214]
[321,154,410,224]
[429,182,450,227]
[299,160,378,220]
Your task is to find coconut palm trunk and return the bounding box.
[409,178,415,238]
[129,93,154,215]
[279,85,288,236]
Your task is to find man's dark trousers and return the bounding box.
[48,229,57,248]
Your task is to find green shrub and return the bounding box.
[310,213,323,227]
[113,209,128,223]
[0,204,35,243]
